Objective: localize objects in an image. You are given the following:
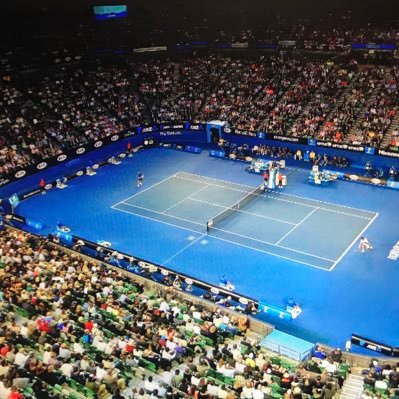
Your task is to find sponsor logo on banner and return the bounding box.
[231,42,249,48]
[133,46,167,53]
[0,178,10,187]
[388,241,399,260]
[378,149,399,158]
[76,171,84,176]
[92,164,99,169]
[10,215,25,223]
[189,124,201,130]
[111,135,119,141]
[15,170,26,178]
[119,153,126,158]
[223,127,232,133]
[76,147,86,155]
[278,40,296,47]
[349,174,359,181]
[142,127,153,133]
[316,141,364,152]
[36,162,47,170]
[94,141,103,148]
[23,189,42,199]
[44,184,52,190]
[57,154,67,162]
[273,135,301,143]
[160,131,183,136]
[371,178,381,185]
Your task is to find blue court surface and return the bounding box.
[16,148,399,347]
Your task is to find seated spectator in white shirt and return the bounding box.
[375,380,388,390]
[207,382,219,397]
[253,384,265,399]
[144,376,157,393]
[60,362,74,378]
[159,300,170,313]
[218,385,228,399]
[95,364,107,381]
[58,343,71,359]
[14,348,29,367]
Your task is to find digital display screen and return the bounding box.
[93,5,127,21]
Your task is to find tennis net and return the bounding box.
[206,184,265,232]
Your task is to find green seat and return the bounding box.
[270,356,281,365]
[215,371,225,382]
[364,384,375,392]
[207,368,217,378]
[84,388,96,399]
[271,375,281,384]
[147,361,157,372]
[270,383,282,393]
[53,384,63,393]
[24,387,34,396]
[224,376,235,386]
[281,361,296,372]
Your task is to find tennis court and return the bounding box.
[112,172,378,271]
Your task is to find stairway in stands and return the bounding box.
[340,373,364,399]
[381,112,399,148]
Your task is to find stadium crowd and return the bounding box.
[0,67,148,176]
[0,54,399,176]
[0,227,352,399]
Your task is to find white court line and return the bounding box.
[271,191,377,215]
[112,173,178,207]
[275,207,320,245]
[162,184,210,213]
[111,205,202,235]
[176,175,253,194]
[210,225,334,262]
[115,202,205,227]
[329,212,379,272]
[119,196,332,262]
[175,171,255,189]
[177,172,376,216]
[163,234,206,265]
[175,174,374,220]
[111,204,331,271]
[189,197,296,226]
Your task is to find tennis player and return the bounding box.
[263,171,268,191]
[359,237,373,253]
[136,170,144,188]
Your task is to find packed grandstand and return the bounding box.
[1,1,399,398]
[1,58,399,176]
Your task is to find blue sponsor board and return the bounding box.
[308,138,317,146]
[365,147,376,155]
[257,132,265,139]
[387,180,399,190]
[185,146,202,154]
[351,43,396,51]
[259,302,292,321]
[209,150,225,158]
